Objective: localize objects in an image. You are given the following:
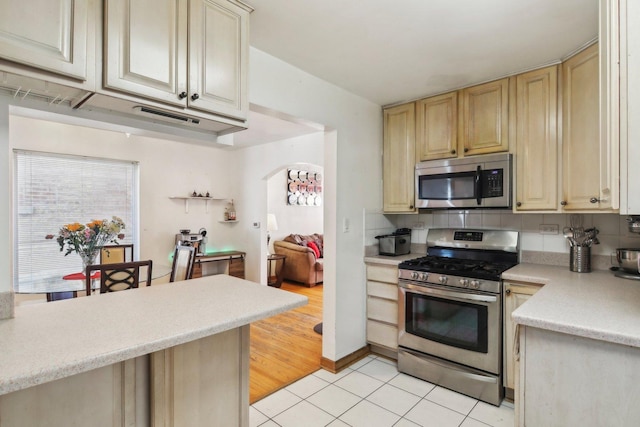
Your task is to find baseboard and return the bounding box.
[320,345,370,373]
[369,344,398,361]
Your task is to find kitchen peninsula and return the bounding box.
[0,275,307,427]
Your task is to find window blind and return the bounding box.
[13,150,138,292]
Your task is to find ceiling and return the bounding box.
[234,0,599,147]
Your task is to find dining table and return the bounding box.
[16,264,172,298]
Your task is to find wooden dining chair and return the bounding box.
[86,260,153,294]
[100,244,134,264]
[170,245,196,282]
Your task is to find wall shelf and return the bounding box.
[218,220,239,224]
[169,196,227,213]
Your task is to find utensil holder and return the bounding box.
[570,246,591,273]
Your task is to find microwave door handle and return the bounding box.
[475,165,482,205]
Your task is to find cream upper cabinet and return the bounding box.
[514,65,558,211]
[104,0,187,106]
[503,281,542,392]
[188,0,249,120]
[104,0,249,120]
[460,78,510,156]
[0,0,90,81]
[416,91,458,161]
[562,43,615,211]
[383,103,416,213]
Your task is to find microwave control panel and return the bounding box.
[481,169,504,198]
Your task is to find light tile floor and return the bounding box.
[250,355,514,427]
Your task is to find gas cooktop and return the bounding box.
[399,255,517,281]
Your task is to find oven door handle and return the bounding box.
[402,283,498,303]
[475,165,482,205]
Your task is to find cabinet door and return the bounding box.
[416,92,458,161]
[0,0,89,80]
[515,66,558,211]
[188,0,249,121]
[503,281,542,390]
[460,78,509,156]
[104,0,188,106]
[562,44,608,210]
[383,103,416,213]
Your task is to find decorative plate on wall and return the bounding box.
[288,169,322,206]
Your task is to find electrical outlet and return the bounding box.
[412,222,425,229]
[539,224,559,235]
[253,222,260,228]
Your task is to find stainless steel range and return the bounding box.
[397,228,519,406]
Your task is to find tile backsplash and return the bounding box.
[364,210,640,263]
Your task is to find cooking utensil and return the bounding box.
[615,248,640,273]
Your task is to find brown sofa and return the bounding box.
[273,234,323,287]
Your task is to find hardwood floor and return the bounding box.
[249,281,323,403]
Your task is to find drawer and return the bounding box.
[367,280,398,300]
[367,296,398,324]
[366,264,399,284]
[367,320,398,350]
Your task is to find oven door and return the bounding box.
[398,281,501,374]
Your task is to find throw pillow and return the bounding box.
[307,241,321,258]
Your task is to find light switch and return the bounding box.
[343,217,350,233]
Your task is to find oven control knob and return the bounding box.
[470,280,480,289]
[419,272,429,281]
[411,272,419,280]
[439,276,448,284]
[459,279,469,288]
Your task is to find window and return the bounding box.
[13,150,138,292]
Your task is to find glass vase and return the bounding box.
[79,251,99,275]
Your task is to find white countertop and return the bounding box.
[0,275,307,396]
[364,253,419,266]
[506,263,640,348]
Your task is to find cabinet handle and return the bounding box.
[516,202,522,207]
[505,289,511,295]
[590,197,600,204]
[464,148,469,153]
[191,93,200,101]
[178,91,187,99]
[409,205,414,209]
[560,201,567,206]
[450,149,456,155]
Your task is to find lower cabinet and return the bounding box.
[503,281,543,395]
[366,263,399,357]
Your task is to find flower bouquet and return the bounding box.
[46,216,126,268]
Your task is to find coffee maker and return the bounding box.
[175,229,206,254]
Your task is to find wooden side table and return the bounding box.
[267,254,286,287]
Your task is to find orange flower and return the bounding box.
[66,223,83,232]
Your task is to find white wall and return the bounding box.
[229,133,324,283]
[267,162,324,253]
[249,47,383,361]
[8,114,242,275]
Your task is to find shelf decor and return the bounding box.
[287,169,322,206]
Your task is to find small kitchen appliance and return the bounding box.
[175,231,204,254]
[375,228,411,256]
[397,228,519,406]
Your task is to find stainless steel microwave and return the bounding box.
[415,153,512,209]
